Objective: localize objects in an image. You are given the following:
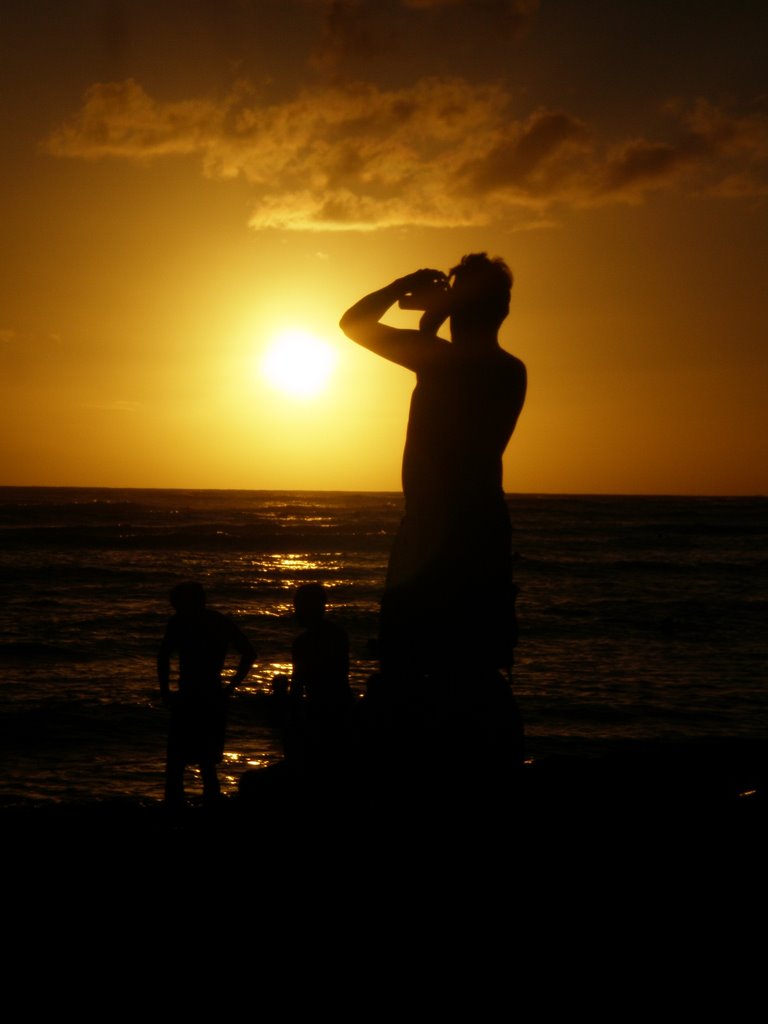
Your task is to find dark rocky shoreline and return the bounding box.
[4,738,765,852]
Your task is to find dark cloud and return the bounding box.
[46,77,768,229]
[462,110,591,193]
[599,100,768,200]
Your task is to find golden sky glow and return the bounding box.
[1,1,766,494]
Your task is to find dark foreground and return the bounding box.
[4,738,765,856]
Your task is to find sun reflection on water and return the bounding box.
[251,553,345,582]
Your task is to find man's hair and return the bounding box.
[450,253,513,328]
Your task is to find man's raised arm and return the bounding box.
[339,269,448,371]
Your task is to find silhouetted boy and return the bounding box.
[158,581,255,808]
[289,583,353,776]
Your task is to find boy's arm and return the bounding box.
[157,629,173,706]
[224,625,256,696]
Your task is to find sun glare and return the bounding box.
[260,328,337,398]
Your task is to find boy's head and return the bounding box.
[294,583,326,627]
[169,581,206,614]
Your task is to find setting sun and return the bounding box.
[260,328,337,398]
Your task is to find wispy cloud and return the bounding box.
[46,76,768,230]
[0,329,62,355]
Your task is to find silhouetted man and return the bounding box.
[340,254,526,683]
[158,581,256,808]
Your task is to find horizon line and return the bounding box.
[0,483,764,500]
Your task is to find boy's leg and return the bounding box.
[200,760,221,803]
[165,751,186,808]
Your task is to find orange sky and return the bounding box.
[1,1,766,495]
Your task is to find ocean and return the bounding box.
[0,487,766,805]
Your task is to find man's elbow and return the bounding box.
[340,311,378,349]
[339,309,359,340]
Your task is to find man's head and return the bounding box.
[169,581,206,614]
[449,253,512,331]
[419,252,512,337]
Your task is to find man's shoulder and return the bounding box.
[497,347,525,370]
[418,343,526,399]
[496,350,527,390]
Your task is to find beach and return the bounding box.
[1,488,765,847]
[3,739,764,868]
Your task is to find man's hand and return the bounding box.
[396,270,451,333]
[395,268,448,306]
